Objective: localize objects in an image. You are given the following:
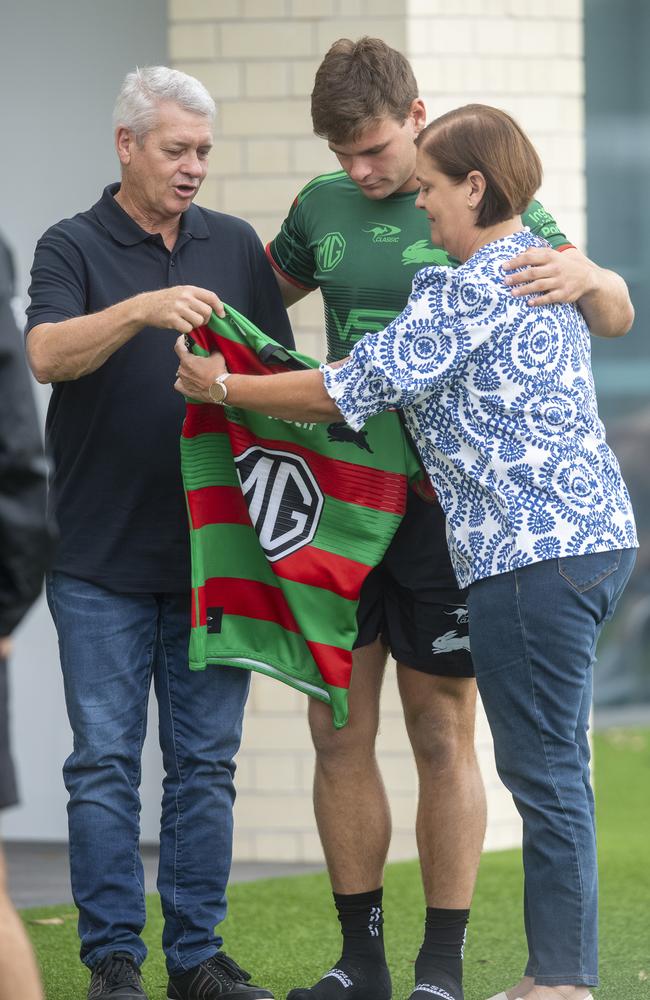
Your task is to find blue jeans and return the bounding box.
[467,548,636,988]
[47,572,251,974]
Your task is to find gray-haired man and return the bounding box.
[26,67,294,1000]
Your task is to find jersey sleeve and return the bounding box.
[266,190,320,291]
[321,265,505,431]
[522,199,574,251]
[243,226,296,350]
[26,226,89,333]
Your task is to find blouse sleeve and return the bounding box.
[321,261,506,431]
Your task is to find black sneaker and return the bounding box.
[167,952,273,1000]
[88,952,147,999]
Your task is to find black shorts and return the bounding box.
[355,491,474,677]
[0,658,18,811]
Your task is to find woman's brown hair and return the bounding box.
[416,104,543,227]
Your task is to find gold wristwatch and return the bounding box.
[208,372,232,404]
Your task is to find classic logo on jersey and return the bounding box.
[327,422,373,453]
[317,232,346,272]
[401,240,453,267]
[364,223,401,244]
[235,446,324,562]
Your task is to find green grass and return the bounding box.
[25,729,650,1000]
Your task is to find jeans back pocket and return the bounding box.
[558,550,622,594]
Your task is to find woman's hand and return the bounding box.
[173,334,229,403]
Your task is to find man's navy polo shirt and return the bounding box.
[26,183,295,593]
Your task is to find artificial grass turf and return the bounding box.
[24,729,649,1000]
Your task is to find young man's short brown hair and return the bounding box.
[311,36,418,144]
[416,104,543,228]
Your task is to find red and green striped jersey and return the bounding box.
[181,305,422,728]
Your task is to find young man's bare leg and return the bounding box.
[398,668,487,1000]
[288,639,391,1000]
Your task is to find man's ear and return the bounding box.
[410,98,427,136]
[115,126,134,166]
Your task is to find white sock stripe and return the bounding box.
[368,904,382,935]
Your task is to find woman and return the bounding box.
[175,105,637,1000]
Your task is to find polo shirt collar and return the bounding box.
[94,182,210,246]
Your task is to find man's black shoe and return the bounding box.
[88,952,147,999]
[167,952,274,1000]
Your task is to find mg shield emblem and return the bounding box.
[316,232,346,272]
[234,446,324,562]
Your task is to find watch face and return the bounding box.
[208,379,227,404]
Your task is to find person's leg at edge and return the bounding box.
[287,637,391,1000]
[470,550,635,1000]
[0,846,44,1000]
[156,593,272,1000]
[398,668,486,1000]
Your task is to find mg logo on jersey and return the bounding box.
[235,446,324,562]
[316,232,346,272]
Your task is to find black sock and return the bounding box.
[286,889,391,1000]
[334,888,386,963]
[411,907,470,1000]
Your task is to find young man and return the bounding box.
[26,68,293,1000]
[262,37,633,1000]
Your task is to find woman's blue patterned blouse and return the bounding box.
[322,230,637,588]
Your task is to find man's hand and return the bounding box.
[139,286,225,333]
[28,285,227,384]
[173,334,228,403]
[502,245,634,337]
[0,637,12,660]
[502,246,596,306]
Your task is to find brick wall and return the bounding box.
[168,0,585,862]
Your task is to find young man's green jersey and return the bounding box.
[267,170,572,362]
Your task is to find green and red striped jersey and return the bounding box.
[181,306,423,728]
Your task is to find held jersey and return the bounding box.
[267,170,573,362]
[181,305,423,728]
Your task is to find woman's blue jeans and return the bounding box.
[47,571,251,975]
[468,548,636,988]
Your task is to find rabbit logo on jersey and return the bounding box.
[235,446,324,562]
